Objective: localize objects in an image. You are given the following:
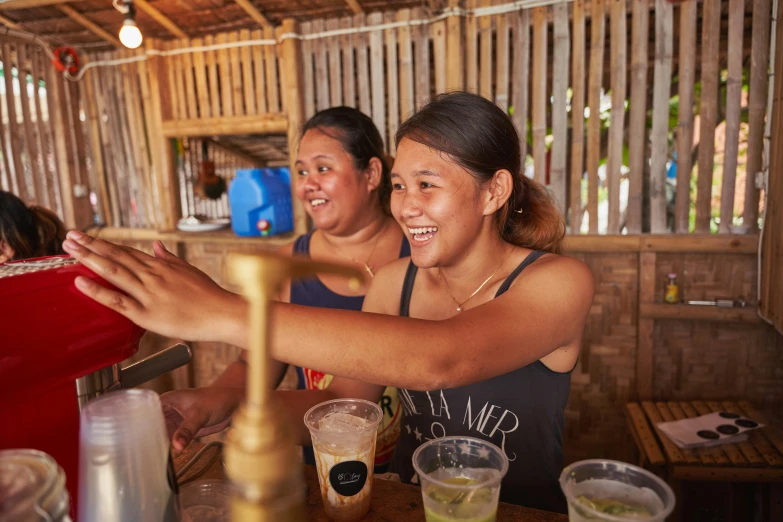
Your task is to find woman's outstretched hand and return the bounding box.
[162,386,243,452]
[62,230,244,343]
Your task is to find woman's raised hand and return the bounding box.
[62,230,243,343]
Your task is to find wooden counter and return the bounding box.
[173,443,568,522]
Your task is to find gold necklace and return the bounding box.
[440,247,514,312]
[323,224,385,278]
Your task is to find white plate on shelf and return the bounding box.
[177,217,230,233]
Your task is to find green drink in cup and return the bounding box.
[559,460,675,521]
[412,436,509,522]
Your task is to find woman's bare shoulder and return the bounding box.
[362,257,412,315]
[515,252,595,302]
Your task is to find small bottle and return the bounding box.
[665,273,680,304]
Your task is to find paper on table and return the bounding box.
[657,411,763,449]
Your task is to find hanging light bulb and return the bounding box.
[115,0,143,49]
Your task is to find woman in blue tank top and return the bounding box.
[152,107,409,471]
[65,93,595,513]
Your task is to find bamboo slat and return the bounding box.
[550,3,569,216]
[368,12,385,148]
[215,34,233,118]
[745,0,772,231]
[446,0,463,91]
[313,19,329,112]
[137,44,165,226]
[0,46,13,194]
[354,13,371,115]
[717,402,768,467]
[327,18,342,107]
[228,32,244,116]
[675,0,696,234]
[679,402,730,465]
[586,0,605,233]
[720,0,745,233]
[432,18,447,95]
[300,22,315,119]
[191,37,211,118]
[265,26,281,113]
[478,0,492,99]
[204,34,221,118]
[88,62,120,226]
[385,11,400,154]
[738,401,783,459]
[413,6,430,109]
[642,401,686,465]
[531,6,547,186]
[238,30,255,116]
[164,41,181,121]
[45,54,77,227]
[82,70,110,226]
[102,60,132,225]
[607,0,626,234]
[627,0,648,234]
[276,26,288,113]
[495,10,510,112]
[17,44,44,203]
[650,0,673,233]
[511,9,530,171]
[65,73,92,227]
[398,9,414,121]
[625,403,665,466]
[3,41,25,198]
[183,39,199,121]
[466,0,478,92]
[697,401,753,465]
[570,0,585,233]
[695,0,721,233]
[39,50,62,217]
[341,16,356,108]
[32,48,56,211]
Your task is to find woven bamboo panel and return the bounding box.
[655,253,757,303]
[563,252,639,464]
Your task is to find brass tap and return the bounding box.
[225,251,363,522]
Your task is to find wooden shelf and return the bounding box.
[640,303,761,323]
[90,226,296,248]
[161,112,288,138]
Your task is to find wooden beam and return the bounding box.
[132,0,187,38]
[0,0,82,10]
[234,0,271,28]
[561,234,761,253]
[640,303,762,324]
[161,113,289,138]
[57,4,120,48]
[208,138,264,166]
[637,252,656,400]
[0,14,24,30]
[345,0,363,14]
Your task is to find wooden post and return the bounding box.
[719,0,746,233]
[531,7,547,186]
[695,0,721,233]
[446,0,463,91]
[280,19,309,236]
[607,0,626,234]
[745,0,772,232]
[650,0,673,233]
[675,0,696,234]
[637,252,656,400]
[550,3,569,217]
[145,39,180,230]
[627,0,648,234]
[570,0,585,234]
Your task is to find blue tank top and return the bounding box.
[290,230,411,469]
[389,251,571,514]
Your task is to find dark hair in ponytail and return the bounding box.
[395,92,565,253]
[301,107,392,214]
[0,190,67,260]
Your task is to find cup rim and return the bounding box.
[411,436,509,491]
[558,459,676,521]
[303,398,383,432]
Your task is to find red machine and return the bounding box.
[0,255,190,516]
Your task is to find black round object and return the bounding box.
[735,419,759,429]
[697,430,720,440]
[329,460,368,497]
[719,412,740,419]
[716,424,740,435]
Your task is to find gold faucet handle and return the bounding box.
[227,251,364,294]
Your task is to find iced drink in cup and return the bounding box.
[412,436,508,522]
[559,459,675,521]
[304,398,383,521]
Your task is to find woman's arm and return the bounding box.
[64,232,593,391]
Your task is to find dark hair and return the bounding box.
[0,191,66,261]
[301,107,391,214]
[395,92,565,253]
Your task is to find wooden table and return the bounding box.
[173,443,567,522]
[625,400,783,483]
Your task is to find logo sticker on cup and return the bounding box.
[329,461,368,497]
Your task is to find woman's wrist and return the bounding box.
[214,291,249,348]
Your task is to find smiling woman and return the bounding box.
[62,92,594,514]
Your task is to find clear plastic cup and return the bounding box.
[559,459,676,521]
[78,389,180,522]
[304,398,383,521]
[0,448,71,521]
[179,480,231,522]
[412,436,509,522]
